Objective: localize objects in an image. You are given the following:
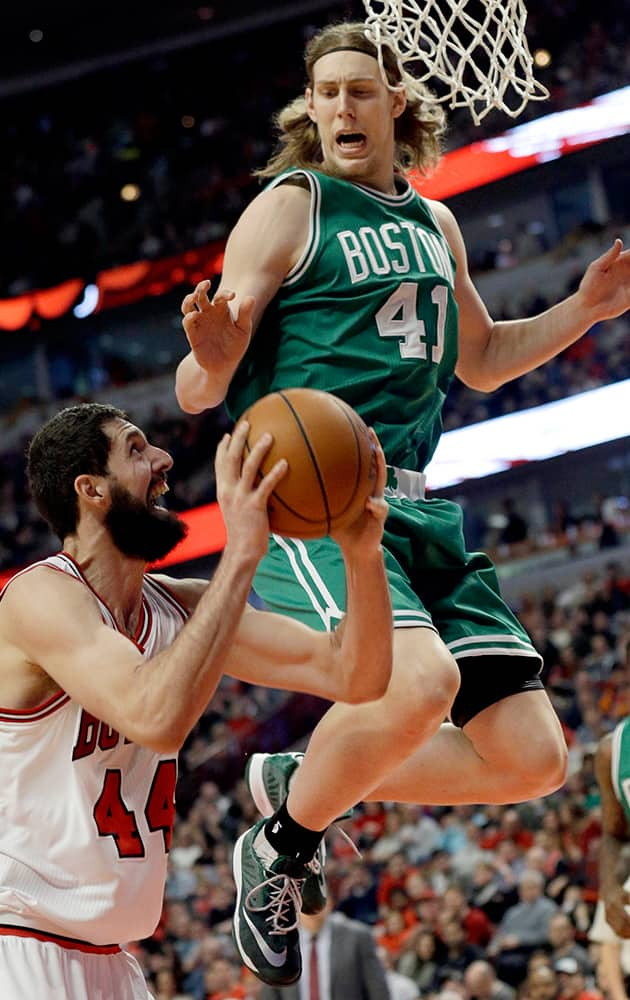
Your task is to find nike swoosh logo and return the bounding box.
[243,910,288,968]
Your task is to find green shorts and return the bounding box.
[252,484,543,726]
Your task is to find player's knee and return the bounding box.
[534,733,569,794]
[510,731,568,799]
[391,650,459,736]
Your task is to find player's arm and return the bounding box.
[0,425,287,753]
[595,732,630,937]
[598,939,629,1000]
[228,431,392,703]
[431,200,630,392]
[175,183,311,413]
[160,434,393,704]
[143,587,387,705]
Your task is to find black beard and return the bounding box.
[105,482,188,562]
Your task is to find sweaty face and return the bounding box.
[306,49,405,191]
[105,480,188,562]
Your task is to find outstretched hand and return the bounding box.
[181,282,255,373]
[578,239,630,323]
[214,421,287,565]
[330,429,389,553]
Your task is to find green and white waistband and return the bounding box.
[385,465,427,501]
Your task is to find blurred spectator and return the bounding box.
[488,870,559,985]
[547,914,594,978]
[470,858,519,925]
[398,928,444,995]
[438,918,485,982]
[500,499,529,545]
[520,963,560,1000]
[377,908,417,960]
[203,957,249,999]
[378,946,422,1000]
[152,967,194,1000]
[336,860,381,925]
[440,884,494,948]
[464,959,516,1000]
[553,957,602,1000]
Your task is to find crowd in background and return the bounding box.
[1,355,629,574]
[126,560,630,999]
[0,0,628,578]
[1,376,629,575]
[1,3,630,997]
[1,0,628,298]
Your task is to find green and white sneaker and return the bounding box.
[245,752,304,818]
[245,752,329,915]
[232,818,306,986]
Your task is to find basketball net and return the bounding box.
[362,0,549,125]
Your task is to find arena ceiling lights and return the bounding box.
[424,378,630,490]
[412,84,630,200]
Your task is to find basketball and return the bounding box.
[241,388,376,539]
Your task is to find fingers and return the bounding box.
[181,279,211,316]
[240,431,288,497]
[218,420,288,498]
[240,430,273,490]
[368,428,387,497]
[365,495,389,523]
[180,283,235,316]
[214,421,249,483]
[213,431,231,480]
[211,289,237,311]
[596,239,623,268]
[256,458,288,503]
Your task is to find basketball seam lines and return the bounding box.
[277,390,332,533]
[329,397,363,519]
[243,422,324,526]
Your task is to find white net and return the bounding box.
[362,0,549,125]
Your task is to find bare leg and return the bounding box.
[364,689,568,805]
[285,627,460,830]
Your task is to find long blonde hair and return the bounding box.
[256,21,445,180]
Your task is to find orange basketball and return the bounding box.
[241,388,376,539]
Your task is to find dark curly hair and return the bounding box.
[27,402,127,542]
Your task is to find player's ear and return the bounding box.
[75,474,106,504]
[391,86,407,119]
[305,88,317,122]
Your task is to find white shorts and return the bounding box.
[0,932,154,1000]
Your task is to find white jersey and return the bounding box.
[0,552,189,948]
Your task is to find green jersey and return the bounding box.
[612,717,630,824]
[226,168,458,472]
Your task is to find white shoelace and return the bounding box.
[333,824,362,859]
[245,872,304,935]
[305,853,323,876]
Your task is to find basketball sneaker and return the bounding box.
[245,751,354,822]
[245,751,305,818]
[232,818,306,986]
[245,751,353,915]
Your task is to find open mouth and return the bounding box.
[148,480,169,508]
[336,131,367,152]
